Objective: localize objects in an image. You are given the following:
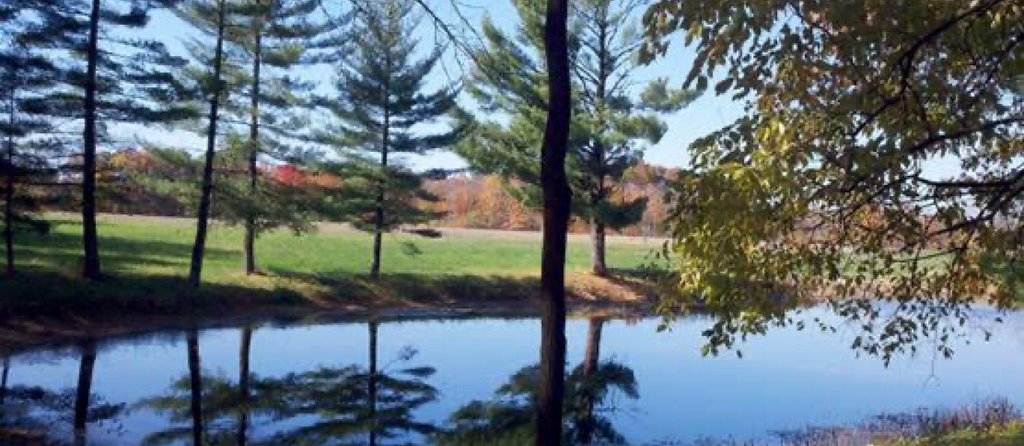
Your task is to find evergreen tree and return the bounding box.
[457,0,697,275]
[10,0,190,280]
[319,0,461,278]
[0,5,63,275]
[46,0,190,280]
[221,0,336,275]
[176,0,233,288]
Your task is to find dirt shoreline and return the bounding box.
[0,273,659,356]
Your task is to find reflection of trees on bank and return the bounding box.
[138,322,439,446]
[138,326,275,446]
[265,321,438,446]
[437,318,638,446]
[73,339,98,445]
[0,341,124,443]
[1,356,9,407]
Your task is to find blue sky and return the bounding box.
[110,0,745,171]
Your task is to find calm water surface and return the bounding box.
[2,306,1022,445]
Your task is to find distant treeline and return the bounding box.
[39,148,676,237]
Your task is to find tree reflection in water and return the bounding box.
[265,320,439,445]
[0,341,125,445]
[136,325,290,446]
[137,321,439,446]
[436,317,638,446]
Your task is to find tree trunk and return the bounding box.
[1,357,10,408]
[368,321,379,446]
[575,318,605,445]
[187,328,204,446]
[589,17,610,278]
[243,31,262,276]
[81,0,102,280]
[371,68,391,279]
[189,0,228,288]
[236,326,252,446]
[74,339,97,444]
[536,0,572,444]
[4,127,14,276]
[582,318,604,376]
[589,217,607,276]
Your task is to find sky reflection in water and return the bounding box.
[2,306,1022,445]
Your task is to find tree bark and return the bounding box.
[189,0,228,288]
[368,321,379,446]
[81,0,102,280]
[73,339,97,444]
[589,217,607,276]
[236,326,252,446]
[187,328,204,446]
[536,0,572,444]
[243,30,262,276]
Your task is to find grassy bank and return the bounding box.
[0,215,662,317]
[889,421,1024,446]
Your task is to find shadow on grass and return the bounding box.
[9,230,237,274]
[0,270,307,318]
[269,268,543,308]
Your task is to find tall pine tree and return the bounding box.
[319,0,461,278]
[175,0,232,288]
[458,0,697,275]
[0,3,65,275]
[221,0,336,275]
[35,0,190,280]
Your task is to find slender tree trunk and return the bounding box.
[4,122,14,276]
[582,318,604,376]
[74,339,97,445]
[370,72,390,279]
[536,0,572,444]
[1,357,10,407]
[588,18,611,278]
[81,0,102,280]
[589,216,607,276]
[368,321,379,446]
[575,318,605,445]
[187,328,203,446]
[236,326,252,446]
[189,0,228,288]
[243,31,262,276]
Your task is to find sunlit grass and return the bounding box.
[8,215,658,279]
[0,215,662,313]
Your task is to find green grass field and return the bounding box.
[0,215,664,315]
[9,215,659,278]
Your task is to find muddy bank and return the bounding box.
[0,273,658,355]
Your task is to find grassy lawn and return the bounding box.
[0,215,663,317]
[9,214,659,277]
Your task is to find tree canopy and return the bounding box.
[458,0,697,275]
[317,0,461,278]
[643,0,1023,359]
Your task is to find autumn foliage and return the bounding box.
[66,148,675,236]
[427,162,675,236]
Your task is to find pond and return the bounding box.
[1,306,1022,445]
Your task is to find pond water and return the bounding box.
[1,306,1022,445]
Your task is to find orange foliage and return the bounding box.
[426,162,677,235]
[426,174,540,230]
